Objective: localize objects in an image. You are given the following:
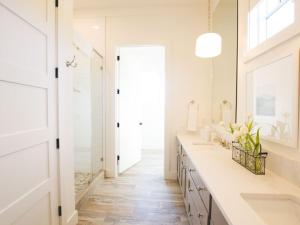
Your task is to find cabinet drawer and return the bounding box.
[177,153,180,181]
[179,149,187,193]
[187,194,203,225]
[181,148,188,167]
[190,201,202,225]
[188,162,210,211]
[180,164,186,195]
[187,173,209,225]
[210,198,228,225]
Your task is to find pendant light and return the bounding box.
[195,0,222,58]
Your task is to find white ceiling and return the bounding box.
[74,0,204,10]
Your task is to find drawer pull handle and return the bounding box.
[197,186,206,191]
[189,168,195,172]
[198,213,203,218]
[188,188,193,192]
[189,212,193,217]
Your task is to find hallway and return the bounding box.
[77,150,188,225]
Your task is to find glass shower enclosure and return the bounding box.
[73,45,105,202]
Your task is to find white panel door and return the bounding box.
[0,1,58,225]
[118,47,143,173]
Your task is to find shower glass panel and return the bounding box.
[91,50,104,179]
[73,45,93,199]
[73,45,105,202]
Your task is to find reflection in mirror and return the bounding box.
[211,0,238,125]
[246,53,299,148]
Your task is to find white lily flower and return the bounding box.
[240,125,249,135]
[219,121,225,126]
[232,130,241,140]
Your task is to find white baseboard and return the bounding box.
[67,210,78,225]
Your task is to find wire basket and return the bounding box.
[232,142,268,175]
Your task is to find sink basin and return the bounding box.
[241,193,300,225]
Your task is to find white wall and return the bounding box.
[75,3,211,179]
[73,17,106,56]
[238,1,300,186]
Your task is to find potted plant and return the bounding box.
[229,119,268,175]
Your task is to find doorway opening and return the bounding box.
[116,46,165,177]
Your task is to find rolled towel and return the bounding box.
[187,101,199,132]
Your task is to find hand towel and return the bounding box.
[187,102,199,132]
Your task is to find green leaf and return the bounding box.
[248,134,255,146]
[247,120,253,132]
[256,129,260,145]
[229,123,234,134]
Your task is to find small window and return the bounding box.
[248,0,295,49]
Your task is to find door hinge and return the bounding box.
[117,155,120,161]
[117,89,120,94]
[55,0,59,7]
[55,67,59,78]
[117,55,120,61]
[117,123,120,128]
[58,206,62,217]
[56,138,60,149]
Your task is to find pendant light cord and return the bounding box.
[208,0,211,32]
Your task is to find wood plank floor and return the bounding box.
[77,149,188,225]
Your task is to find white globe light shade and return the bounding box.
[195,33,222,58]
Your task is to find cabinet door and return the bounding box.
[187,173,209,225]
[186,189,203,225]
[179,156,183,190]
[210,198,228,225]
[180,149,187,196]
[177,143,181,181]
[188,161,210,210]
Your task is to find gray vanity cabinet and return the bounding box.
[176,141,228,225]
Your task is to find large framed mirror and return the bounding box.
[211,0,238,125]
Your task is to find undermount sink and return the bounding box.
[241,193,300,225]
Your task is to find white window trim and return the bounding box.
[244,0,300,63]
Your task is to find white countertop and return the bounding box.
[177,133,300,225]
